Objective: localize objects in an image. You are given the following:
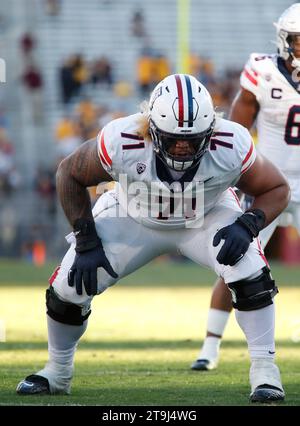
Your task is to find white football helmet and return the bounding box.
[148,74,215,171]
[274,3,300,70]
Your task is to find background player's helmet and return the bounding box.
[274,3,300,70]
[148,74,215,171]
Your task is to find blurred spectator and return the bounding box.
[199,57,216,87]
[59,54,89,104]
[55,115,81,160]
[22,63,43,90]
[0,129,19,196]
[114,81,132,98]
[0,205,17,256]
[59,57,76,104]
[21,224,48,263]
[113,80,133,113]
[22,62,44,123]
[90,56,113,86]
[136,47,171,96]
[20,32,36,56]
[153,53,171,84]
[72,54,89,97]
[34,167,56,217]
[131,10,146,38]
[45,0,61,16]
[220,68,240,107]
[75,97,98,140]
[188,53,202,79]
[136,47,157,96]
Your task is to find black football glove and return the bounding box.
[213,209,266,266]
[68,219,118,296]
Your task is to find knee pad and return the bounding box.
[227,267,278,311]
[46,286,91,325]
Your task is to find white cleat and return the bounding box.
[249,359,285,403]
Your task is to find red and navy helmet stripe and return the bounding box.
[174,74,184,127]
[174,74,194,127]
[184,75,193,127]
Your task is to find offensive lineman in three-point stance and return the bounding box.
[17,73,289,402]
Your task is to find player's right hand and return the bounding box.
[68,241,118,296]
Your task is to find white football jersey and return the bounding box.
[97,113,256,229]
[241,53,300,201]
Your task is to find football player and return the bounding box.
[16,73,289,403]
[192,2,300,388]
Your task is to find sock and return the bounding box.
[37,315,88,392]
[235,304,275,362]
[207,308,231,336]
[198,336,221,361]
[197,309,230,361]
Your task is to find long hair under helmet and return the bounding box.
[148,74,215,171]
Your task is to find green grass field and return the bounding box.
[0,259,300,406]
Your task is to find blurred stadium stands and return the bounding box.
[0,0,297,261]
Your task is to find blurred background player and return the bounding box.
[192,2,300,372]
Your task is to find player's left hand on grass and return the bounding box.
[68,219,118,296]
[213,209,266,266]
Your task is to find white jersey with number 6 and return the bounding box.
[241,53,300,202]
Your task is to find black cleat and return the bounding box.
[250,384,285,403]
[191,358,217,371]
[16,374,50,395]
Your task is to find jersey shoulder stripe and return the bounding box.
[98,129,112,168]
[242,141,254,165]
[242,68,258,86]
[97,113,146,176]
[240,53,277,99]
[241,140,256,174]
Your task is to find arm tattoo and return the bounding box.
[56,138,112,227]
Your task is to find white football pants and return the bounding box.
[51,188,267,308]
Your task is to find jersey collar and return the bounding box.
[155,155,200,189]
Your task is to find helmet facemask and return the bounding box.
[277,29,300,70]
[149,118,215,171]
[286,33,300,70]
